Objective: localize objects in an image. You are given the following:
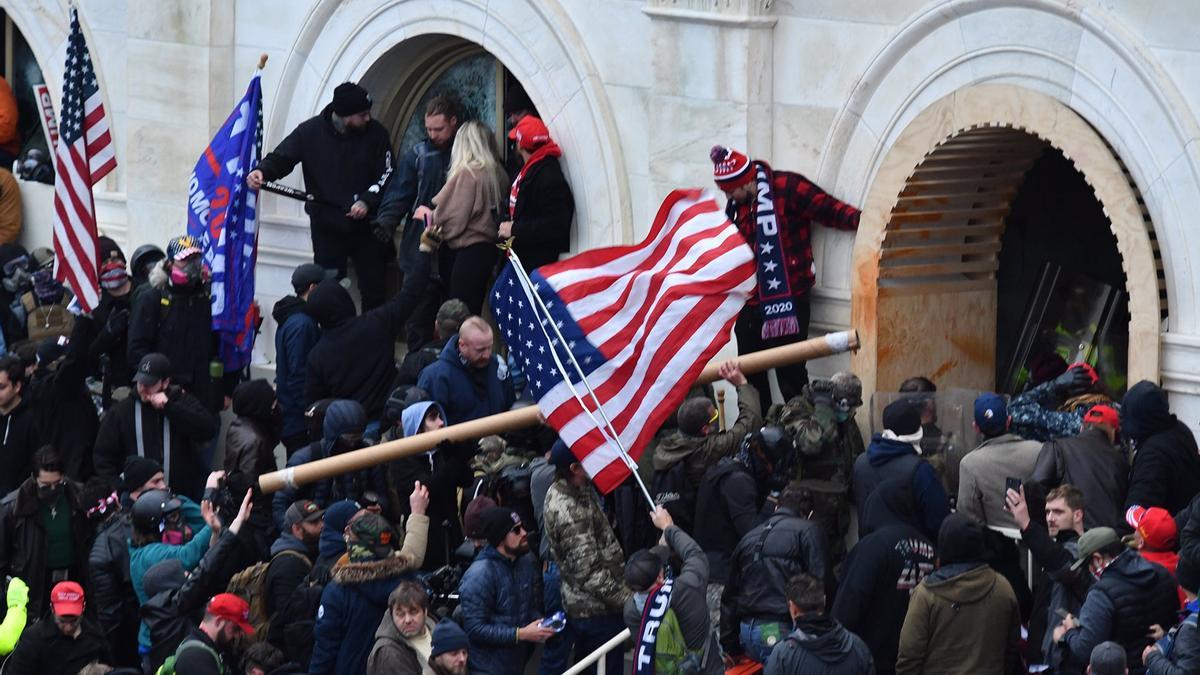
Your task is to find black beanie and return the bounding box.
[121,456,163,494]
[480,507,521,547]
[882,399,922,436]
[332,82,372,116]
[1178,555,1200,594]
[937,513,986,565]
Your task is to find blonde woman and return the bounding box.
[430,120,509,314]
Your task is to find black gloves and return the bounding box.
[370,221,393,244]
[105,308,130,336]
[1052,365,1094,397]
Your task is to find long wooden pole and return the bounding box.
[258,330,859,494]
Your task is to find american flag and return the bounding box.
[493,189,756,492]
[52,8,116,312]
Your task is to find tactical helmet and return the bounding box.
[742,425,798,486]
[131,489,182,534]
[129,244,166,278]
[830,372,863,409]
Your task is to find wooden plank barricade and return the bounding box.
[258,329,860,494]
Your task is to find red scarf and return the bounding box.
[509,141,563,212]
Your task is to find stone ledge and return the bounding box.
[642,6,776,28]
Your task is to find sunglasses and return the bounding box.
[510,523,526,535]
[708,409,720,426]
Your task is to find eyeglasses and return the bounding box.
[510,523,526,535]
[707,409,720,426]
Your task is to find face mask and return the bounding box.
[169,259,204,286]
[99,261,129,290]
[834,410,851,423]
[32,268,63,304]
[334,435,363,454]
[37,483,62,504]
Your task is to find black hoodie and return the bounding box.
[764,615,875,674]
[0,395,40,496]
[272,295,319,440]
[305,252,430,420]
[1123,380,1200,513]
[832,478,934,673]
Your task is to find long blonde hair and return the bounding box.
[447,120,507,205]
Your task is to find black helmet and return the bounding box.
[129,244,166,279]
[742,425,797,488]
[131,489,182,534]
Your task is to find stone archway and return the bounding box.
[262,0,632,252]
[850,84,1161,398]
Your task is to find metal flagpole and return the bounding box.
[504,244,658,510]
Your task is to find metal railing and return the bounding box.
[562,627,631,675]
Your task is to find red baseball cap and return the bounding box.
[1126,505,1177,551]
[207,593,255,635]
[50,581,85,616]
[507,115,551,151]
[1083,404,1120,432]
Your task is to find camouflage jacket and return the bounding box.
[770,396,865,483]
[1010,381,1117,442]
[543,479,630,618]
[651,384,763,487]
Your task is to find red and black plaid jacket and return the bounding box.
[727,165,861,303]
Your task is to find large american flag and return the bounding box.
[52,8,116,312]
[493,189,756,492]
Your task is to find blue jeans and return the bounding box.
[540,562,575,675]
[572,613,626,675]
[740,619,789,664]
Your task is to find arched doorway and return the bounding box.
[852,85,1163,399]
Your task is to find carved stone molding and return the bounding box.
[643,0,776,28]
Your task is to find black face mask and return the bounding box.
[334,435,364,454]
[37,483,62,504]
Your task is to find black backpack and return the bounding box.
[652,460,696,533]
[270,562,332,666]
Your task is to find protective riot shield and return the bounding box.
[869,388,1001,499]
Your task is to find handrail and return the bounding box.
[562,627,631,675]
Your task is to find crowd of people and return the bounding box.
[0,74,1191,675]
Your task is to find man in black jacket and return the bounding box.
[498,115,574,271]
[93,353,219,501]
[223,379,280,558]
[248,82,394,311]
[1032,404,1128,530]
[374,93,462,350]
[128,235,228,414]
[264,500,322,628]
[721,485,826,665]
[831,478,934,675]
[89,236,135,411]
[695,426,797,591]
[5,581,111,675]
[27,318,98,480]
[0,446,89,621]
[1122,380,1200,514]
[765,573,873,674]
[1008,483,1091,673]
[84,476,138,668]
[1055,527,1179,674]
[0,354,41,496]
[305,239,435,432]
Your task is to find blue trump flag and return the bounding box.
[186,68,264,372]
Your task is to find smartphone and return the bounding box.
[1005,477,1022,495]
[541,611,567,633]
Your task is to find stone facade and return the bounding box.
[7,0,1200,427]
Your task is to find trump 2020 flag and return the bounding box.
[186,68,264,372]
[493,189,756,493]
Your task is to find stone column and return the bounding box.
[123,1,235,249]
[642,0,775,202]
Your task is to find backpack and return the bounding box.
[225,549,310,637]
[155,638,224,675]
[654,608,708,674]
[652,460,696,533]
[21,293,72,343]
[271,563,332,666]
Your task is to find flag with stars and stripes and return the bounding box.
[492,189,756,493]
[52,7,116,312]
[186,67,264,372]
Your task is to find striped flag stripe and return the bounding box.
[52,9,114,313]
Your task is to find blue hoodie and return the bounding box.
[852,435,950,540]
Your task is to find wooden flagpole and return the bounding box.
[258,330,860,494]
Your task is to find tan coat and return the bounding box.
[431,167,503,249]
